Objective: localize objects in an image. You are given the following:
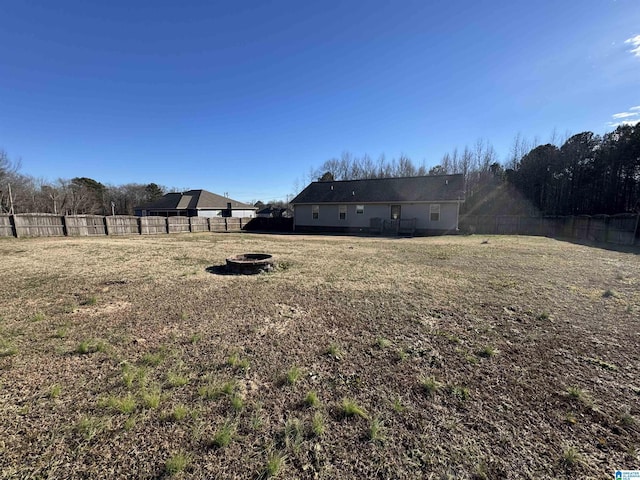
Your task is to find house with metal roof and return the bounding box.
[134,189,256,218]
[290,174,465,235]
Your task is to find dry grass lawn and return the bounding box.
[0,233,639,479]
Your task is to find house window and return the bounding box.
[430,204,440,222]
[339,205,347,220]
[390,205,401,220]
[356,205,364,215]
[312,205,319,220]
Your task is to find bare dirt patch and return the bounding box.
[0,233,638,479]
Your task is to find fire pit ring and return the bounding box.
[226,253,275,275]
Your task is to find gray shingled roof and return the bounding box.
[137,190,254,211]
[290,175,465,204]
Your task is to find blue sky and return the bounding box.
[1,0,639,202]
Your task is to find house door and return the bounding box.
[390,205,401,220]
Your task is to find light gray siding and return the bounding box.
[294,202,459,232]
[197,209,255,218]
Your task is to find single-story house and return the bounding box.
[135,190,256,218]
[290,174,465,235]
[256,205,293,218]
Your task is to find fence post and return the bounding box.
[104,216,111,236]
[224,218,228,232]
[10,214,18,238]
[61,215,69,237]
[207,218,211,232]
[633,213,640,246]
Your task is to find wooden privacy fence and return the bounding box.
[64,215,107,236]
[460,213,640,246]
[0,214,254,238]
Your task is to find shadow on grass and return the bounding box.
[556,237,640,255]
[205,265,232,275]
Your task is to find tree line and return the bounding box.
[0,151,168,215]
[3,123,639,217]
[312,124,640,216]
[505,126,640,215]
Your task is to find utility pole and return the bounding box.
[7,183,14,215]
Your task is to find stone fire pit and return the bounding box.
[226,253,274,275]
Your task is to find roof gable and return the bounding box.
[290,175,465,204]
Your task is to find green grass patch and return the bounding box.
[304,390,320,408]
[122,363,148,389]
[168,404,190,422]
[311,411,325,437]
[375,337,391,349]
[585,357,617,371]
[227,353,250,371]
[567,386,591,406]
[75,416,107,441]
[368,417,385,443]
[536,311,550,321]
[141,388,162,409]
[0,341,18,358]
[264,451,285,478]
[141,351,165,367]
[166,371,189,388]
[75,339,108,355]
[451,386,470,401]
[48,384,62,399]
[341,398,368,419]
[230,393,244,412]
[165,451,190,476]
[53,326,69,339]
[210,421,235,448]
[325,343,343,360]
[561,446,583,469]
[198,383,223,400]
[284,417,304,450]
[285,366,302,385]
[101,393,137,414]
[82,296,98,306]
[418,375,442,397]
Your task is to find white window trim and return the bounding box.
[430,204,440,222]
[356,205,364,215]
[339,205,347,220]
[312,205,319,220]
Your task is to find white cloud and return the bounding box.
[625,34,640,57]
[612,111,639,119]
[608,106,640,128]
[608,119,640,128]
